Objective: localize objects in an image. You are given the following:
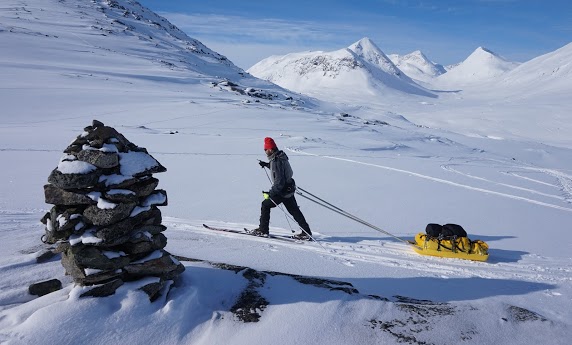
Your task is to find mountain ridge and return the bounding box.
[248,37,435,101]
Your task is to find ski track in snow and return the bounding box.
[290,148,572,213]
[442,164,564,200]
[165,218,572,286]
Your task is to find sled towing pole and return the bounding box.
[296,187,421,249]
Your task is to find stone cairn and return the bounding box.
[41,120,184,301]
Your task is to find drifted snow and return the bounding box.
[99,174,133,187]
[82,143,119,153]
[87,192,117,210]
[57,159,96,175]
[102,251,127,259]
[141,192,166,207]
[107,189,136,196]
[118,151,160,177]
[0,0,571,344]
[69,229,102,246]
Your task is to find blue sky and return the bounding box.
[138,0,572,69]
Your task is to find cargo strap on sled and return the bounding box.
[296,187,420,249]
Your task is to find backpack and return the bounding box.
[442,223,467,237]
[425,223,467,238]
[425,223,443,237]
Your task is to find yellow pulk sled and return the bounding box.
[411,233,489,262]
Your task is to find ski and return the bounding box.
[202,224,304,244]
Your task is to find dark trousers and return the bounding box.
[259,195,311,234]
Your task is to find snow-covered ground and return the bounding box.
[0,1,571,344]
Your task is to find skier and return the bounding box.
[252,137,312,240]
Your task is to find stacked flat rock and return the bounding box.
[41,120,184,301]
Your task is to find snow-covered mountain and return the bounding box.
[248,37,435,102]
[435,47,519,86]
[0,0,311,118]
[388,50,446,82]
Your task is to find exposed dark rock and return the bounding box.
[92,119,105,128]
[48,168,101,190]
[68,245,130,270]
[80,269,124,285]
[44,184,94,206]
[230,269,268,323]
[103,190,138,204]
[29,279,62,296]
[121,233,167,256]
[123,251,182,278]
[79,279,124,298]
[42,206,88,244]
[94,206,162,244]
[100,174,141,189]
[83,201,136,226]
[55,242,71,253]
[61,250,86,281]
[124,177,159,197]
[36,249,57,263]
[505,305,548,323]
[139,280,167,302]
[76,150,119,169]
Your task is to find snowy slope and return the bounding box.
[0,1,571,345]
[0,0,312,122]
[434,47,520,87]
[248,37,435,102]
[496,42,572,96]
[389,50,446,82]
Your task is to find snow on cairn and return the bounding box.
[40,120,184,300]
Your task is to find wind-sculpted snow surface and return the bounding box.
[1,0,572,344]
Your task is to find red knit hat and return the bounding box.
[264,137,277,150]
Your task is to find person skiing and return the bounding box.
[252,137,312,240]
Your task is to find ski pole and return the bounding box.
[261,162,296,233]
[296,187,417,247]
[260,164,322,246]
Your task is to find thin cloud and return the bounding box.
[159,12,363,45]
[156,11,483,68]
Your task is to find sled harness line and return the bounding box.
[295,186,420,248]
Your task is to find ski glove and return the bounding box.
[258,160,270,168]
[262,192,270,200]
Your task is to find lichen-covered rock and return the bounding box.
[67,245,130,270]
[124,251,184,279]
[120,232,168,256]
[29,279,62,296]
[48,168,101,190]
[83,202,137,226]
[44,184,95,206]
[94,206,162,245]
[79,279,124,298]
[42,120,183,300]
[42,206,88,244]
[77,149,119,169]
